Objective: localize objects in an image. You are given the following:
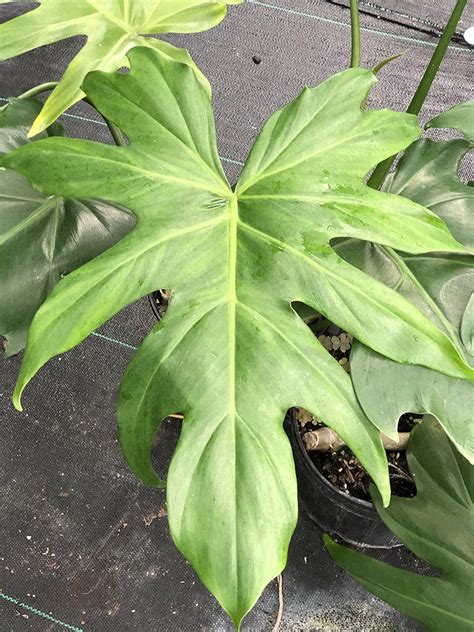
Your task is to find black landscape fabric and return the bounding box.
[1,1,472,630]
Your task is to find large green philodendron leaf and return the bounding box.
[3,49,474,625]
[0,97,135,356]
[0,0,242,135]
[325,417,474,632]
[346,109,474,462]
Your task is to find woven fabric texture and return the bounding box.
[1,1,473,630]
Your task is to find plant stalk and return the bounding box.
[349,0,361,68]
[16,81,59,100]
[367,0,469,190]
[106,121,128,147]
[0,81,60,112]
[82,96,128,147]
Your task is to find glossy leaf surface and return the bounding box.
[0,97,63,155]
[347,120,474,462]
[325,417,474,632]
[427,100,474,143]
[3,50,474,626]
[0,97,135,356]
[0,0,242,134]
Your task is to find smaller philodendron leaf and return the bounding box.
[0,0,242,135]
[0,98,63,155]
[325,417,474,632]
[3,51,474,626]
[0,97,135,356]
[427,100,474,143]
[345,103,474,462]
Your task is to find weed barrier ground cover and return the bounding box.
[1,1,472,630]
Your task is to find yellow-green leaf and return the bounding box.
[0,0,242,134]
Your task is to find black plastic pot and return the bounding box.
[287,409,401,549]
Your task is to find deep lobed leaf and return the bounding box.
[0,0,242,134]
[325,417,474,632]
[2,49,474,626]
[0,97,135,356]
[346,111,474,462]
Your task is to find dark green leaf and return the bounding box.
[384,137,474,249]
[3,50,474,626]
[427,100,474,142]
[325,417,474,632]
[0,97,64,156]
[0,97,135,356]
[346,131,474,462]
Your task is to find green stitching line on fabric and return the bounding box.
[247,0,471,52]
[91,331,138,350]
[0,593,85,632]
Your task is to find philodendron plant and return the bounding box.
[325,416,474,632]
[345,102,474,462]
[0,0,473,628]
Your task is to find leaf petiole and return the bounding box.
[349,0,361,68]
[367,0,469,190]
[0,82,60,113]
[82,96,128,147]
[16,81,59,101]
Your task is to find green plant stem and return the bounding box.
[349,0,361,68]
[0,81,60,112]
[367,0,469,190]
[106,121,128,147]
[83,96,127,147]
[17,82,59,100]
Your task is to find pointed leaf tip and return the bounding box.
[12,385,24,412]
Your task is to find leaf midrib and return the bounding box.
[237,124,383,195]
[380,245,462,352]
[85,0,138,34]
[240,192,449,237]
[142,3,220,33]
[0,196,61,245]
[107,75,227,190]
[356,573,471,625]
[237,220,431,339]
[227,194,239,594]
[26,214,227,347]
[237,301,363,420]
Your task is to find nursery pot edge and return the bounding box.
[287,408,401,549]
